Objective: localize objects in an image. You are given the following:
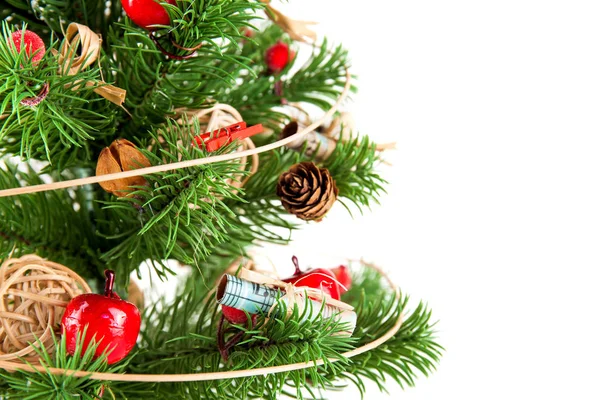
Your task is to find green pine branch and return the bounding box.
[321,133,387,213]
[338,267,443,395]
[0,254,441,400]
[0,22,119,171]
[9,0,114,35]
[223,25,355,130]
[0,162,105,280]
[166,0,264,48]
[98,118,248,285]
[109,260,442,399]
[99,116,387,287]
[107,0,263,135]
[0,329,125,399]
[2,2,51,37]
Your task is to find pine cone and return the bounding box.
[276,162,338,221]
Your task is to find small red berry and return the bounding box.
[265,41,293,73]
[121,0,177,30]
[10,30,45,65]
[222,305,250,324]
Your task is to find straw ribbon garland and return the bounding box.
[55,23,126,106]
[259,0,317,43]
[0,68,351,198]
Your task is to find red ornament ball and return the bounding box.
[282,256,342,300]
[10,30,45,64]
[265,41,292,73]
[61,270,141,365]
[222,305,251,324]
[121,0,177,30]
[330,265,352,291]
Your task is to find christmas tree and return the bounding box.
[0,1,442,398]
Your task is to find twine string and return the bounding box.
[239,268,354,313]
[0,68,350,199]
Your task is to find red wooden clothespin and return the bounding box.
[193,122,263,152]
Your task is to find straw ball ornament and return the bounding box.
[0,255,92,361]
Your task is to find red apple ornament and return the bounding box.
[10,30,45,65]
[61,270,141,365]
[265,41,293,73]
[121,0,177,30]
[282,256,343,300]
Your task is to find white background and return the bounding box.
[264,1,600,399]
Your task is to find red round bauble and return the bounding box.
[265,41,292,73]
[10,30,45,64]
[330,265,352,291]
[121,0,177,30]
[61,270,141,365]
[282,256,342,300]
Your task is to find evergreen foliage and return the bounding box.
[0,262,442,399]
[0,0,442,398]
[0,329,124,399]
[0,22,118,169]
[0,163,104,279]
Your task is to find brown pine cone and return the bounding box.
[276,162,338,222]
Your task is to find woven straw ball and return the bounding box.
[0,255,91,361]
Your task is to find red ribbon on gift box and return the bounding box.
[193,122,263,152]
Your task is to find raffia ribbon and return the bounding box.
[239,267,354,313]
[260,0,317,43]
[55,23,126,106]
